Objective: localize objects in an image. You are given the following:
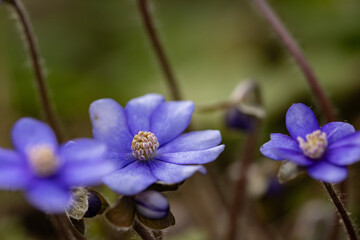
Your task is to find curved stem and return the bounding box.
[51,214,87,240]
[323,183,358,240]
[136,0,182,101]
[251,0,335,122]
[133,220,157,240]
[6,0,64,141]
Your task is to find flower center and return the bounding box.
[132,131,159,160]
[28,145,59,177]
[297,130,328,159]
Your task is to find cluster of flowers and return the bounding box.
[0,93,224,217]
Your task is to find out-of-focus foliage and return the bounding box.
[0,0,359,239]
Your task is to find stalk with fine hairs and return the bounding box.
[251,0,357,239]
[4,0,84,239]
[5,0,64,141]
[133,220,157,240]
[136,0,182,101]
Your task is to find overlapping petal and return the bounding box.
[148,160,206,183]
[157,130,222,153]
[155,145,224,165]
[11,118,58,155]
[260,134,300,160]
[307,161,347,183]
[286,103,319,139]
[26,180,71,213]
[326,145,360,166]
[90,98,133,152]
[150,101,194,146]
[103,161,157,195]
[321,122,355,145]
[125,94,165,135]
[60,139,107,163]
[0,149,29,189]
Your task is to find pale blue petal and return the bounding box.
[125,94,165,135]
[150,101,194,146]
[60,139,107,164]
[329,131,360,148]
[26,180,71,213]
[11,118,58,155]
[286,103,319,139]
[157,130,222,153]
[89,98,133,152]
[156,145,224,164]
[0,149,29,189]
[307,161,347,183]
[148,160,206,183]
[103,161,157,195]
[321,122,355,145]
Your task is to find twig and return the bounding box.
[5,0,64,141]
[136,0,182,101]
[225,119,261,240]
[133,220,157,240]
[323,182,358,240]
[251,0,335,122]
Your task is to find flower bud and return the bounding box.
[134,190,169,219]
[84,191,102,218]
[225,106,256,132]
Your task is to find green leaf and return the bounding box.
[105,196,135,229]
[137,211,175,230]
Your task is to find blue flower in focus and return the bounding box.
[0,118,111,213]
[89,93,225,195]
[261,103,360,183]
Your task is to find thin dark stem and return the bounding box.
[133,220,156,240]
[323,182,358,240]
[51,214,87,240]
[251,0,335,122]
[6,0,64,141]
[225,120,261,240]
[136,0,182,101]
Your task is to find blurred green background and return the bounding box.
[0,0,359,239]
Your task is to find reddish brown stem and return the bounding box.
[136,0,182,101]
[252,0,335,122]
[6,0,64,141]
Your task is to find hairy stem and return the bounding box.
[323,183,358,240]
[6,0,64,141]
[225,120,261,240]
[133,220,157,240]
[51,214,87,240]
[136,0,182,101]
[251,0,335,122]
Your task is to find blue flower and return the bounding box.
[89,93,225,195]
[0,117,112,213]
[260,103,360,183]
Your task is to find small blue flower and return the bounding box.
[89,93,225,195]
[0,117,112,213]
[260,103,360,183]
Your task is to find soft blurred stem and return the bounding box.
[133,220,157,240]
[5,0,64,141]
[5,0,83,239]
[251,0,335,122]
[136,0,182,101]
[152,230,163,240]
[51,214,87,240]
[323,183,358,240]
[225,119,261,240]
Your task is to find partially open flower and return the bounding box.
[260,103,360,183]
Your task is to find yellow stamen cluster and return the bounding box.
[297,130,327,159]
[131,131,159,160]
[28,145,59,177]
